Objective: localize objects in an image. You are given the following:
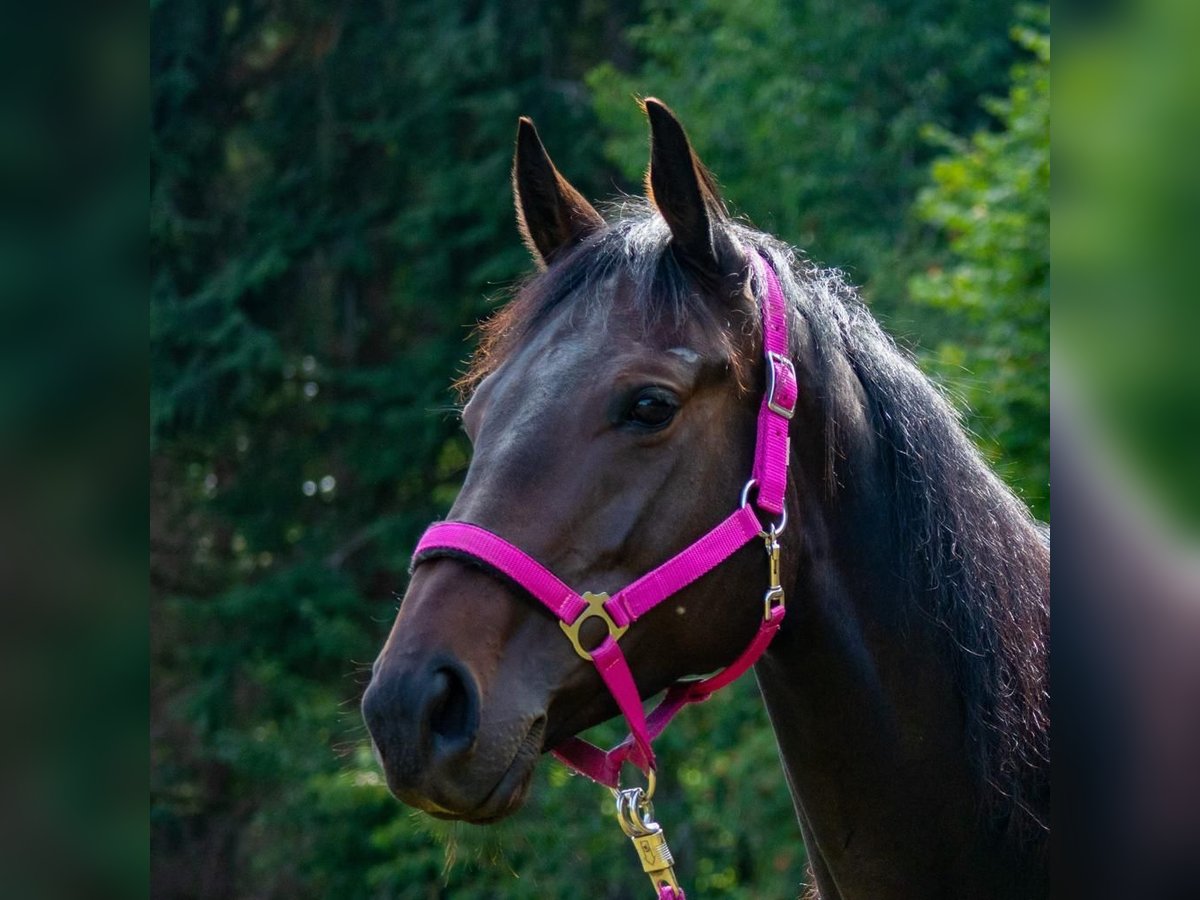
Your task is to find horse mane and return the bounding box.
[464,200,1050,844]
[754,230,1051,847]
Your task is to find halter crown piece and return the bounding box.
[412,251,796,899]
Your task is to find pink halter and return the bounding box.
[412,251,796,790]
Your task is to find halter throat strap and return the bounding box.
[412,250,795,788]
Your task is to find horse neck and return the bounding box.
[751,388,1049,898]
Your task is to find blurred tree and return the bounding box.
[1054,0,1200,533]
[151,0,1046,896]
[585,0,1023,318]
[151,0,645,894]
[909,8,1050,518]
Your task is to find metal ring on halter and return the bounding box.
[739,478,788,535]
[614,786,659,838]
[739,478,757,509]
[610,765,657,804]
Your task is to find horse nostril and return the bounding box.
[362,657,480,787]
[426,664,478,751]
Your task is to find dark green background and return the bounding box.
[150,1,1048,896]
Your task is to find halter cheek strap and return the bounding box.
[412,250,796,789]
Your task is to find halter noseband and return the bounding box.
[411,251,795,790]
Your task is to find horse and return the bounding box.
[362,98,1050,899]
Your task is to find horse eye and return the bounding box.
[626,390,678,430]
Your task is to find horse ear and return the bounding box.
[643,98,735,276]
[513,117,604,269]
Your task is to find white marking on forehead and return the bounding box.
[667,347,701,364]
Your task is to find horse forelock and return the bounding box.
[459,201,759,400]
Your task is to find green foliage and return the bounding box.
[1053,0,1200,534]
[586,0,1022,315]
[151,0,639,893]
[151,0,1049,896]
[909,8,1050,518]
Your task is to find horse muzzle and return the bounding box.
[362,653,548,821]
[361,560,558,821]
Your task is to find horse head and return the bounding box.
[362,100,799,822]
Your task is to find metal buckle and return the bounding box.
[560,591,628,661]
[765,350,796,420]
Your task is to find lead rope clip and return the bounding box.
[614,786,685,899]
[762,524,785,618]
